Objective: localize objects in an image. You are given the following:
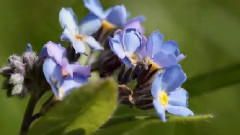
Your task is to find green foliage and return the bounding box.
[27,79,118,135]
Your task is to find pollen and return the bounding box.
[59,88,65,99]
[75,34,84,41]
[129,54,139,65]
[62,68,68,77]
[149,60,160,72]
[158,91,168,106]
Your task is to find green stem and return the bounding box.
[85,50,94,65]
[19,94,39,135]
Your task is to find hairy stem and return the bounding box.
[20,94,39,135]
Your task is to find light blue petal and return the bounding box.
[106,5,127,27]
[59,75,88,97]
[79,13,102,35]
[168,88,189,107]
[83,0,104,18]
[70,63,91,77]
[161,65,186,92]
[43,58,62,96]
[85,36,103,51]
[153,98,166,122]
[72,39,86,54]
[125,15,145,34]
[59,8,78,33]
[177,54,186,62]
[166,105,194,117]
[146,31,164,58]
[161,41,179,56]
[40,42,66,65]
[153,51,178,68]
[151,72,163,97]
[122,56,133,67]
[136,36,147,59]
[123,28,142,53]
[26,44,32,52]
[61,28,74,42]
[109,31,126,59]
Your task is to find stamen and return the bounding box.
[158,91,168,106]
[62,68,68,77]
[75,34,84,41]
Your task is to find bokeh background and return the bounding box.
[0,0,240,134]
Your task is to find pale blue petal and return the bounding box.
[70,63,91,78]
[43,58,62,96]
[161,41,179,56]
[153,51,178,68]
[125,15,145,34]
[151,72,163,97]
[85,36,103,51]
[161,65,186,92]
[59,8,78,33]
[168,88,189,107]
[40,42,66,65]
[153,98,166,122]
[61,28,74,42]
[146,31,164,58]
[136,36,147,59]
[106,5,127,27]
[79,13,102,35]
[72,40,86,54]
[177,54,186,62]
[83,0,104,18]
[166,105,194,117]
[26,44,32,52]
[61,58,73,77]
[123,28,142,53]
[109,31,126,59]
[59,75,88,98]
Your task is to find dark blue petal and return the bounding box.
[79,13,102,35]
[106,5,127,27]
[123,28,142,53]
[122,56,133,67]
[70,63,91,78]
[153,98,166,122]
[83,0,104,18]
[26,44,32,52]
[161,65,186,92]
[153,51,178,68]
[146,31,164,58]
[59,8,78,33]
[168,88,189,107]
[166,105,194,117]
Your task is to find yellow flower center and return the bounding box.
[102,20,115,32]
[149,60,160,72]
[75,34,84,41]
[158,91,168,106]
[129,54,139,65]
[62,68,68,77]
[58,88,65,99]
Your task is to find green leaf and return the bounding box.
[96,105,213,135]
[183,63,240,97]
[27,79,118,135]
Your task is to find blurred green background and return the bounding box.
[0,0,240,134]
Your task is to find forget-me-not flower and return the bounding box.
[109,28,142,67]
[124,16,145,35]
[59,8,103,54]
[139,31,186,71]
[41,41,91,99]
[151,65,194,122]
[83,0,127,32]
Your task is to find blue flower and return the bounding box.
[139,31,186,70]
[83,0,127,31]
[41,42,91,99]
[124,16,145,35]
[151,65,194,122]
[59,8,103,54]
[109,28,143,67]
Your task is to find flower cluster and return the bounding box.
[0,0,193,124]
